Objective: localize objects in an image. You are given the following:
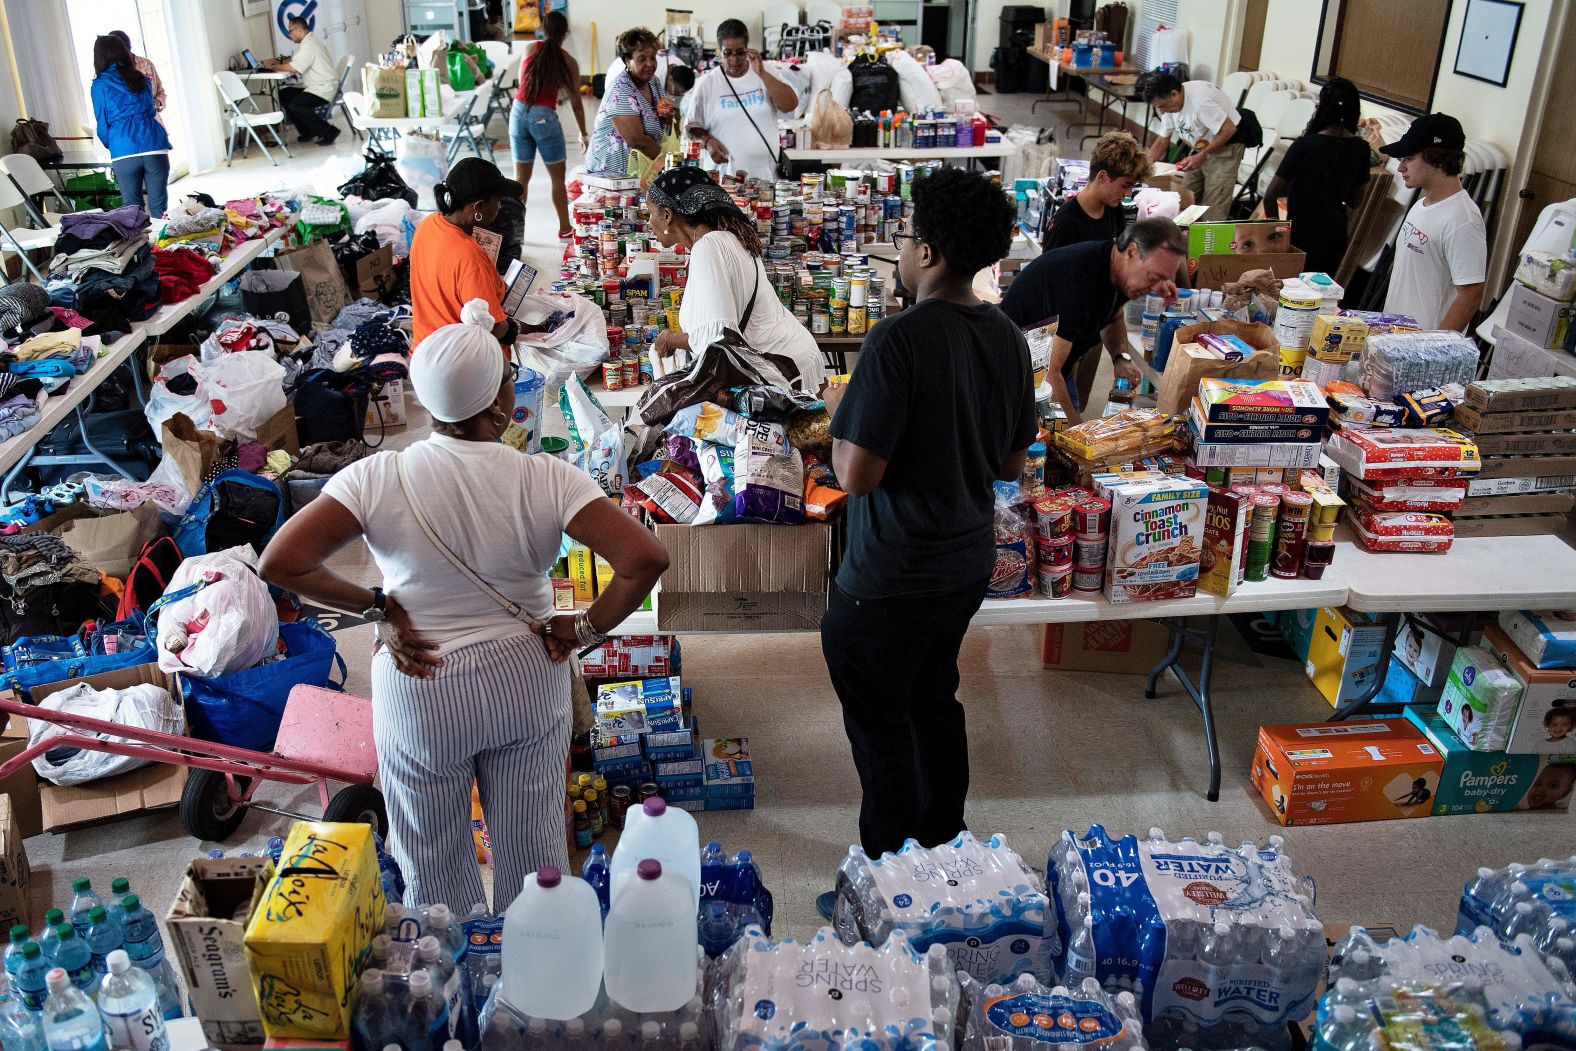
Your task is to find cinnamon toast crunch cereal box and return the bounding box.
[1104,476,1207,603]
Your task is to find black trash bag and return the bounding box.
[338,149,419,208]
[635,332,801,428]
[292,368,368,446]
[728,384,821,422]
[482,195,524,275]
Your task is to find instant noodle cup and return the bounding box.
[1074,498,1111,536]
[1073,564,1105,592]
[1033,495,1074,539]
[1038,563,1073,598]
[1037,534,1074,568]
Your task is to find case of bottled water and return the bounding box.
[1311,983,1517,1051]
[710,925,961,1050]
[832,831,1051,985]
[1458,857,1576,968]
[1325,923,1574,1042]
[957,971,1148,1050]
[475,957,708,1049]
[697,841,775,959]
[1047,825,1322,1031]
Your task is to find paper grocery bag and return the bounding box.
[162,413,227,496]
[1155,319,1278,417]
[362,64,405,118]
[352,243,396,299]
[276,239,352,328]
[58,502,162,579]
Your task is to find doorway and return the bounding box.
[1509,10,1576,259]
[64,0,190,177]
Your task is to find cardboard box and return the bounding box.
[256,405,301,458]
[1305,606,1388,707]
[1278,607,1320,663]
[1104,475,1206,603]
[1041,620,1173,673]
[1484,625,1576,756]
[1187,220,1296,262]
[1505,282,1576,350]
[1475,453,1576,480]
[0,715,40,839]
[1393,617,1460,687]
[1192,252,1308,289]
[1499,610,1576,670]
[244,822,386,1039]
[1188,434,1323,469]
[653,524,830,631]
[363,379,406,431]
[1405,707,1576,815]
[1473,431,1576,457]
[1198,488,1249,598]
[166,856,272,1050]
[1451,514,1570,538]
[1458,491,1575,516]
[1251,720,1443,826]
[0,796,32,934]
[568,543,597,602]
[31,664,186,832]
[1374,656,1445,708]
[1462,377,1576,415]
[1452,405,1576,434]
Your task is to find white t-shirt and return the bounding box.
[687,67,787,182]
[322,435,605,653]
[1385,188,1487,331]
[680,231,826,391]
[1160,80,1241,149]
[292,32,340,101]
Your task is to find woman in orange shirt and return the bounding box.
[409,158,524,350]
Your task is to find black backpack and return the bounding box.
[482,196,524,276]
[847,55,900,115]
[116,537,184,621]
[293,368,368,446]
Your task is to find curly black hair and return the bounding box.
[911,168,1015,277]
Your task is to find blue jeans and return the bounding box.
[112,153,170,218]
[509,104,566,165]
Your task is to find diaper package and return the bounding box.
[1436,643,1525,751]
[833,831,1051,985]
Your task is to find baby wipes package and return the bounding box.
[1436,642,1525,752]
[833,831,1051,985]
[957,972,1148,1051]
[1046,825,1323,1029]
[711,926,961,1050]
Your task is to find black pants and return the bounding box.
[279,87,336,139]
[820,579,985,858]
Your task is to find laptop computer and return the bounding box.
[241,48,262,70]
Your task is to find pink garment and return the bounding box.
[134,55,166,112]
[50,306,95,330]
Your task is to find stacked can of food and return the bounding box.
[1072,496,1111,593]
[1245,493,1281,582]
[1032,491,1075,598]
[1270,490,1313,579]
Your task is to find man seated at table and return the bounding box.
[264,16,341,146]
[999,217,1183,424]
[1144,73,1254,221]
[686,19,798,182]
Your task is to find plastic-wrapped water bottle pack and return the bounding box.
[710,925,961,1050]
[832,831,1052,985]
[1311,979,1520,1051]
[957,971,1148,1051]
[1326,924,1574,1042]
[1458,857,1576,975]
[476,980,709,1049]
[1047,825,1323,1032]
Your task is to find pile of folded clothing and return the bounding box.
[151,246,216,305]
[224,196,290,241]
[45,207,161,336]
[155,204,230,264]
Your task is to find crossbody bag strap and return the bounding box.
[719,69,787,169]
[740,257,762,332]
[394,456,538,626]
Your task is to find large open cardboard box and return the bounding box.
[654,524,831,631]
[0,795,32,932]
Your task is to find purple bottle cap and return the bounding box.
[637,859,663,880]
[537,867,562,888]
[643,796,667,817]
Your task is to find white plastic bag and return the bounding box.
[929,59,975,108]
[831,66,853,110]
[156,546,280,677]
[888,49,943,113]
[803,50,843,104]
[354,199,423,261]
[396,132,449,203]
[145,355,213,434]
[1133,187,1182,219]
[516,290,610,374]
[1151,26,1189,67]
[205,351,288,441]
[560,374,627,495]
[29,682,184,786]
[766,60,812,119]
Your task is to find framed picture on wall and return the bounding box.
[1453,0,1523,87]
[240,0,269,16]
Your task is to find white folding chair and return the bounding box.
[762,1,800,56]
[315,54,362,141]
[343,91,394,152]
[214,70,292,167]
[805,1,841,33]
[0,177,58,282]
[0,153,73,227]
[479,40,514,128]
[1220,72,1255,109]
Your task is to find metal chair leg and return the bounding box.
[267,124,293,158]
[246,125,274,165]
[1,229,46,282]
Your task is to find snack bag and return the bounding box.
[694,442,739,525]
[803,454,847,521]
[732,436,805,524]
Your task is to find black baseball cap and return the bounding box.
[438,157,524,209]
[1380,113,1466,157]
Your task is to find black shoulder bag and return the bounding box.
[719,70,793,181]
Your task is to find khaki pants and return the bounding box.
[1183,142,1246,222]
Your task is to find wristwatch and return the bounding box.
[573,609,609,648]
[1112,351,1134,362]
[363,587,388,624]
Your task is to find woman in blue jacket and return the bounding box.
[90,35,172,217]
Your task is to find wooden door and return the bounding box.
[1238,0,1268,72]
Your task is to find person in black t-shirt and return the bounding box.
[816,169,1034,887]
[1263,77,1373,276]
[1041,131,1152,253]
[1000,217,1186,424]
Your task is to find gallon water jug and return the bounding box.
[501,867,603,1020]
[609,797,700,910]
[602,860,697,1013]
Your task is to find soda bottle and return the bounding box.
[0,973,44,1050]
[67,884,102,942]
[96,950,168,1051]
[84,911,121,981]
[352,969,394,1051]
[16,945,48,1014]
[6,926,30,977]
[403,970,447,1051]
[581,844,611,920]
[40,969,107,1051]
[114,900,163,970]
[47,929,93,996]
[38,915,64,965]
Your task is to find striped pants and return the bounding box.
[372,633,571,915]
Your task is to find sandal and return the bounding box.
[557,229,574,241]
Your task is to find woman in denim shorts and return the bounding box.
[511,11,588,240]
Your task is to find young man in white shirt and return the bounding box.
[685,19,797,183]
[1378,113,1486,332]
[1145,73,1245,221]
[266,16,342,145]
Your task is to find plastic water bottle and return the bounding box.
[610,798,700,911]
[83,912,120,982]
[733,851,772,932]
[6,926,30,978]
[352,969,395,1051]
[41,969,107,1051]
[1317,1004,1372,1051]
[403,970,446,1051]
[68,884,102,943]
[700,842,729,900]
[1064,916,1097,986]
[582,844,611,920]
[604,860,698,1013]
[47,929,93,996]
[1465,866,1502,904]
[423,906,465,964]
[1200,920,1236,968]
[1490,882,1532,928]
[416,938,463,1042]
[141,962,180,1023]
[114,900,162,970]
[699,900,739,959]
[502,867,602,1020]
[38,914,65,964]
[95,951,167,1051]
[16,945,48,1014]
[0,977,44,1051]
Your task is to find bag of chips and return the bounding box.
[694,443,739,526]
[733,436,805,524]
[803,454,847,521]
[627,464,703,524]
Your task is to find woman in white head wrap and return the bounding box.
[261,302,668,913]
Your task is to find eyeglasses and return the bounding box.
[891,231,922,251]
[719,48,750,58]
